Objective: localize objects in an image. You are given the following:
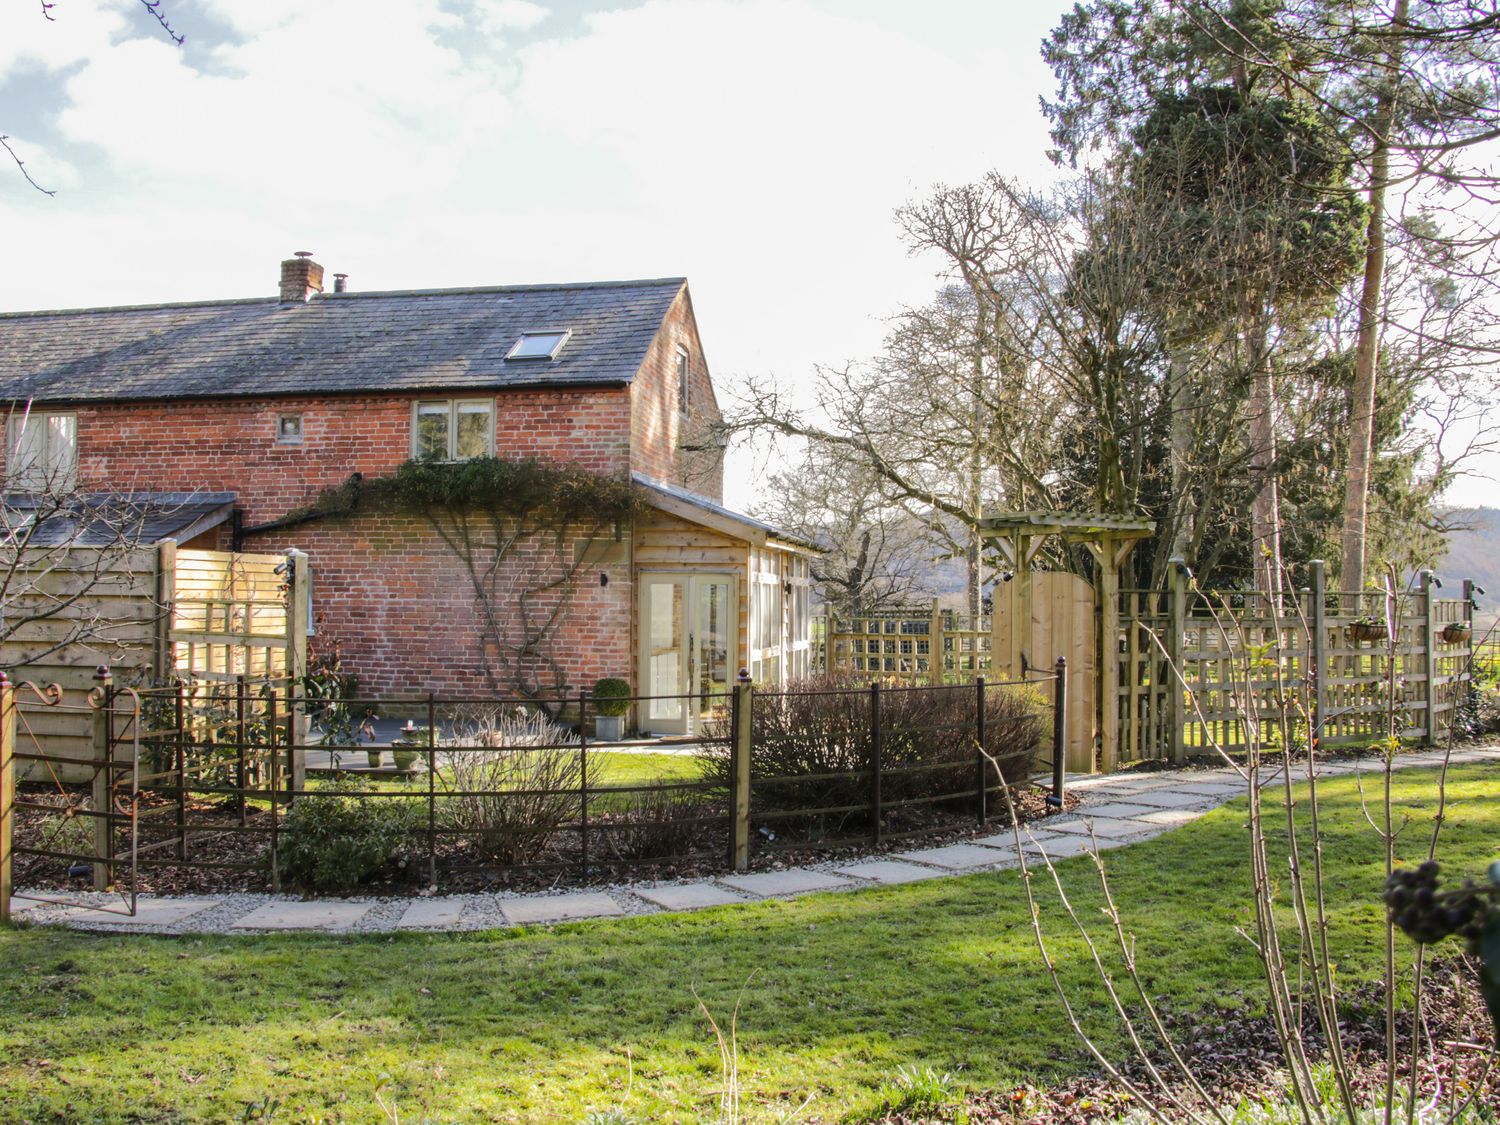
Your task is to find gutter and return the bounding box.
[233,473,363,550]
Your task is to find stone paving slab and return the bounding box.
[1135,808,1206,828]
[890,843,1011,871]
[1113,789,1217,809]
[64,897,221,928]
[1047,817,1155,839]
[1020,833,1098,859]
[1070,801,1163,820]
[398,898,468,929]
[833,859,951,885]
[500,893,624,925]
[718,869,854,897]
[634,883,746,911]
[232,900,376,931]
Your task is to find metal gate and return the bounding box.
[1,672,142,920]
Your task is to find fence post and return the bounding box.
[974,677,987,825]
[579,690,590,878]
[1420,569,1438,746]
[1310,561,1328,755]
[174,680,187,861]
[930,599,944,682]
[235,676,248,826]
[427,692,437,889]
[1050,657,1067,808]
[0,672,14,923]
[731,670,752,872]
[267,688,280,893]
[869,681,883,844]
[1167,558,1188,763]
[92,665,113,890]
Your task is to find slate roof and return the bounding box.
[0,279,686,405]
[633,473,820,551]
[5,492,236,546]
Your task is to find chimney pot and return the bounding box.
[333,273,349,293]
[279,252,324,303]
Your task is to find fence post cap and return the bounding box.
[0,669,8,688]
[737,668,751,684]
[93,664,112,685]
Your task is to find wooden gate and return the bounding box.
[993,570,1096,772]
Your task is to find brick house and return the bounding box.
[0,254,814,733]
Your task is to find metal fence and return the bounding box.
[2,667,1066,915]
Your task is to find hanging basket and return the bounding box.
[1346,621,1387,643]
[1441,622,1472,644]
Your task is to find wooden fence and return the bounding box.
[3,544,308,782]
[822,600,991,683]
[1118,562,1476,764]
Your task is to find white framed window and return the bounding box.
[506,330,570,361]
[412,399,494,460]
[676,347,690,416]
[276,413,304,444]
[6,410,77,492]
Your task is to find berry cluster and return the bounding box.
[1384,860,1494,946]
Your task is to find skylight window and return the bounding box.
[506,330,570,361]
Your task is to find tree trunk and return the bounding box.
[1339,0,1407,593]
[1247,323,1282,599]
[1167,347,1196,564]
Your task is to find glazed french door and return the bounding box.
[638,573,736,735]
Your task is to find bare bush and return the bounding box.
[439,707,582,866]
[700,676,1045,820]
[599,786,718,862]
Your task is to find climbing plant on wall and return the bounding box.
[290,458,643,702]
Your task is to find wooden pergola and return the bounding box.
[978,511,1156,772]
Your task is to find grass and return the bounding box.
[1,762,1496,1123]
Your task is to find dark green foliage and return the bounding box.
[272,783,416,892]
[1386,857,1500,1045]
[591,678,632,718]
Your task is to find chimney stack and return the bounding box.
[279,251,324,303]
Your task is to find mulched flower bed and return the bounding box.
[11,780,1077,898]
[866,957,1498,1123]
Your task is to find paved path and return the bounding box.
[11,746,1497,935]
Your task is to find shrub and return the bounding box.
[598,786,717,861]
[440,707,583,865]
[699,676,1045,822]
[273,782,415,892]
[592,678,632,718]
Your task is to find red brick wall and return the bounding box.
[631,287,725,501]
[255,513,632,699]
[69,388,638,697]
[75,388,633,526]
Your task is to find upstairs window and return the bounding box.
[413,400,494,461]
[6,410,77,492]
[506,330,570,361]
[676,347,690,415]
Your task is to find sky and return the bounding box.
[1,0,1493,512]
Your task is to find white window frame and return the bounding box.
[505,330,571,361]
[411,398,495,461]
[6,409,78,493]
[676,346,691,417]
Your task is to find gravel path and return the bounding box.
[11,745,1496,935]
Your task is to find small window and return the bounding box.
[276,414,303,444]
[6,410,77,492]
[506,330,570,361]
[676,347,690,415]
[412,399,494,460]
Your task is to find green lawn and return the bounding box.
[1,763,1496,1123]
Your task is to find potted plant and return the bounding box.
[1347,618,1387,643]
[391,722,430,772]
[365,747,384,769]
[1442,622,1472,644]
[592,678,631,741]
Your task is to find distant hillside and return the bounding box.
[1442,507,1500,630]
